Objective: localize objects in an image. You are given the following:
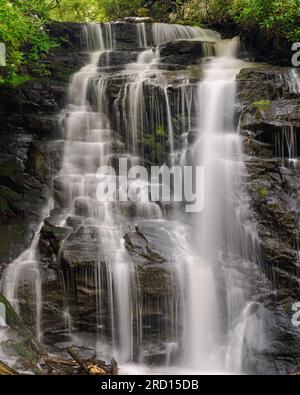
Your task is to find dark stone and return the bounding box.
[112,22,153,50]
[124,227,166,264]
[124,17,153,23]
[39,219,71,262]
[98,51,139,68]
[237,66,300,298]
[159,40,212,66]
[0,23,87,269]
[237,67,294,103]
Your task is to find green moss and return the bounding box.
[3,339,38,363]
[7,74,30,88]
[259,187,269,198]
[252,100,271,112]
[35,154,45,173]
[156,125,168,137]
[0,293,33,340]
[0,161,18,178]
[0,198,9,212]
[2,188,19,200]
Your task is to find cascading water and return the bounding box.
[288,68,300,94]
[1,21,269,374]
[1,201,53,344]
[152,23,219,46]
[177,38,267,373]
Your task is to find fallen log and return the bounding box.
[66,346,116,375]
[0,360,19,375]
[67,346,92,375]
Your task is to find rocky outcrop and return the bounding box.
[159,40,212,67]
[112,22,153,50]
[0,292,43,374]
[0,23,87,268]
[237,65,300,299]
[124,226,166,264]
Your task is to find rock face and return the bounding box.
[237,66,300,300]
[0,23,87,268]
[159,40,210,66]
[112,22,153,50]
[0,292,42,374]
[237,66,300,372]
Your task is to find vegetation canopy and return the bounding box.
[0,0,299,85]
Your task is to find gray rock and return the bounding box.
[159,40,213,66]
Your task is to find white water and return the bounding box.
[152,23,219,46]
[177,38,266,373]
[1,201,53,343]
[288,68,300,93]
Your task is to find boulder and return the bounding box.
[98,51,139,68]
[159,40,213,66]
[238,66,300,298]
[237,66,293,103]
[112,22,153,50]
[124,226,166,264]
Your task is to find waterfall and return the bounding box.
[178,38,265,373]
[137,23,148,48]
[152,23,220,46]
[288,68,300,94]
[0,201,53,343]
[1,21,267,374]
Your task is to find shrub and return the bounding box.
[0,0,56,85]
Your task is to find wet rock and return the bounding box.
[159,40,210,66]
[0,23,87,268]
[60,226,118,269]
[238,66,300,299]
[237,67,293,103]
[98,51,139,68]
[39,219,71,262]
[187,129,198,144]
[241,99,300,133]
[26,141,63,183]
[137,264,176,297]
[124,226,166,264]
[124,17,152,24]
[113,22,153,50]
[0,292,42,374]
[47,22,84,51]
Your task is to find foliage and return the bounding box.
[252,100,271,112]
[1,0,299,87]
[50,0,300,44]
[258,186,269,198]
[230,0,300,41]
[99,0,144,20]
[161,0,300,42]
[0,0,56,86]
[50,0,144,22]
[49,0,105,22]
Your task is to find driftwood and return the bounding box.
[0,346,118,375]
[66,347,92,374]
[0,360,19,375]
[38,346,118,375]
[66,346,116,375]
